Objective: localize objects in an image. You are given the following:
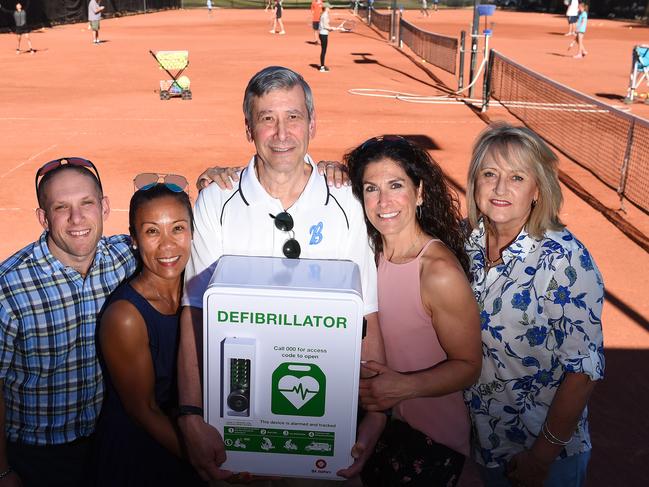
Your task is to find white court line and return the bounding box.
[0,117,215,122]
[348,88,614,112]
[0,144,58,180]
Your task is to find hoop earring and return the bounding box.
[416,204,422,220]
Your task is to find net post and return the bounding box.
[617,118,636,213]
[390,7,400,45]
[397,12,403,49]
[458,30,466,92]
[469,1,480,99]
[396,9,401,45]
[482,46,493,112]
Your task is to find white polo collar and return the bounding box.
[239,154,329,211]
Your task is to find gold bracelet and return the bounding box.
[542,421,570,446]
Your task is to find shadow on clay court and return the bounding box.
[352,55,378,64]
[588,347,649,486]
[350,53,441,89]
[17,48,49,54]
[401,134,439,151]
[547,52,579,58]
[595,93,626,101]
[605,290,649,332]
[444,174,466,198]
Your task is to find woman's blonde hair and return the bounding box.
[466,123,565,239]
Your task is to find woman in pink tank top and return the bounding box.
[344,136,482,486]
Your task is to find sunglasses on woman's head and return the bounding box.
[133,173,189,193]
[358,135,407,151]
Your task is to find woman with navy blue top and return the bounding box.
[92,179,204,486]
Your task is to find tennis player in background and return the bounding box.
[310,0,323,44]
[573,3,588,58]
[270,0,285,34]
[318,3,333,72]
[88,0,105,44]
[0,2,34,54]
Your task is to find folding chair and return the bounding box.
[624,45,649,104]
[149,50,192,101]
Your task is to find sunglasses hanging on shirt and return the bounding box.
[270,211,301,259]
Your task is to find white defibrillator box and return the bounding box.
[203,255,365,480]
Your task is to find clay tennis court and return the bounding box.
[1,7,647,486]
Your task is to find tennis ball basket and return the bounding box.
[150,50,192,101]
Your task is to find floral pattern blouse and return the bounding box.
[464,219,605,468]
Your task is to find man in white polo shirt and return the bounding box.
[178,66,385,484]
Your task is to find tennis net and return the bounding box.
[399,18,458,75]
[487,50,649,214]
[357,3,369,22]
[369,9,391,36]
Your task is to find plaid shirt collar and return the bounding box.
[32,231,111,277]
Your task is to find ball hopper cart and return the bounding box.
[149,50,192,100]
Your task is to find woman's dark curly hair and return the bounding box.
[344,136,470,277]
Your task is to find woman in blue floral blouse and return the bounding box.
[463,123,604,487]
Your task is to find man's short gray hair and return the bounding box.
[243,66,314,127]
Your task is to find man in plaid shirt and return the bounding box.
[0,159,137,486]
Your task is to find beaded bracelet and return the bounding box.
[542,421,570,446]
[0,467,13,480]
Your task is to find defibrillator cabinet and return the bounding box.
[203,255,365,480]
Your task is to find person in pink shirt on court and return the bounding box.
[345,136,482,487]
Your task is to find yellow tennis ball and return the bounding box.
[639,92,648,99]
[177,76,190,90]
